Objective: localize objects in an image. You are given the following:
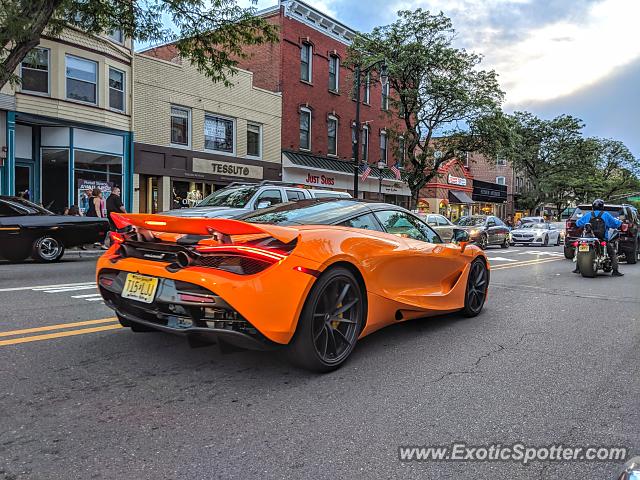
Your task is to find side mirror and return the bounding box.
[452,228,470,252]
[256,200,271,209]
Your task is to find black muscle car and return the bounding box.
[0,196,109,262]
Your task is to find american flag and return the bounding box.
[390,163,402,180]
[360,164,372,181]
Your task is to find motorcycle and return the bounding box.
[572,223,628,278]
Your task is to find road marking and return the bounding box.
[0,282,94,293]
[0,324,122,346]
[43,285,97,293]
[71,293,102,299]
[85,297,104,302]
[0,317,118,338]
[486,256,517,262]
[517,250,564,257]
[492,258,564,270]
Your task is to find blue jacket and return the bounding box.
[576,210,622,240]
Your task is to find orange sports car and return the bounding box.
[96,199,489,372]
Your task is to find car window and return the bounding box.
[198,185,259,208]
[456,216,486,226]
[313,191,347,198]
[255,189,283,208]
[1,198,51,215]
[339,213,383,232]
[241,199,364,225]
[374,210,442,244]
[436,216,449,226]
[487,217,496,226]
[494,218,505,227]
[286,190,306,201]
[426,215,437,226]
[0,201,24,217]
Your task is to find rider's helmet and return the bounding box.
[592,198,605,210]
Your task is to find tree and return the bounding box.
[0,0,278,89]
[346,9,505,205]
[499,112,594,213]
[590,139,640,201]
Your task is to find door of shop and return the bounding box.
[15,160,36,201]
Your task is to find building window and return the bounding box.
[65,55,97,104]
[108,29,124,44]
[381,82,389,110]
[170,106,190,146]
[327,116,338,156]
[380,130,388,164]
[361,125,369,161]
[108,67,125,112]
[300,43,312,82]
[204,114,235,153]
[247,123,262,158]
[496,176,506,185]
[496,154,507,166]
[364,73,370,104]
[300,108,311,150]
[328,55,339,92]
[20,48,49,94]
[464,152,470,167]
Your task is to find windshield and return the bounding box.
[522,223,546,229]
[4,198,52,215]
[240,200,363,225]
[456,216,485,227]
[571,207,622,220]
[197,186,259,208]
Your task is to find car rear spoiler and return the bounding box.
[110,213,299,244]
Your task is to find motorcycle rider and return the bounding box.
[573,198,624,276]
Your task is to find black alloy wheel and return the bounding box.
[543,235,549,246]
[500,236,509,249]
[287,267,364,372]
[31,236,64,262]
[462,259,488,317]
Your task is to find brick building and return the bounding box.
[466,152,517,219]
[143,0,411,204]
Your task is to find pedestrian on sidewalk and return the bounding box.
[86,188,108,249]
[106,186,126,230]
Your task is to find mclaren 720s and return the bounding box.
[96,199,489,372]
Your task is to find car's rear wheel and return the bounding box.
[543,235,549,247]
[577,250,597,278]
[500,237,509,249]
[31,236,64,262]
[564,245,574,259]
[287,267,364,373]
[462,259,488,317]
[623,239,638,264]
[555,235,561,246]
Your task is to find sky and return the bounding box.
[242,0,640,157]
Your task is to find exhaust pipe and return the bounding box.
[176,251,194,268]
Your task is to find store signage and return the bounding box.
[305,173,335,186]
[448,174,467,186]
[193,158,263,179]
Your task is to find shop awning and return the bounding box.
[282,150,402,180]
[449,190,474,204]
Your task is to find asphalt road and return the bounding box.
[0,245,638,480]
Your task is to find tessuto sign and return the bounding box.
[448,174,467,186]
[305,173,335,186]
[192,158,263,179]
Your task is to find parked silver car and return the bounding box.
[420,213,456,243]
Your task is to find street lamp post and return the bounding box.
[377,161,386,200]
[352,61,388,199]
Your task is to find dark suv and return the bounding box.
[564,203,640,263]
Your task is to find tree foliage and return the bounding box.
[346,9,505,204]
[0,0,278,89]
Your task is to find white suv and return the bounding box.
[163,182,351,218]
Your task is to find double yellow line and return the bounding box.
[491,257,565,271]
[0,317,121,346]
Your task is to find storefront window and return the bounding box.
[74,150,123,213]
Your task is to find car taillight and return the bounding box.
[572,241,579,247]
[178,293,215,303]
[99,276,114,287]
[109,231,126,245]
[601,241,607,246]
[194,245,287,263]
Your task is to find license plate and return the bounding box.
[578,244,590,252]
[122,273,158,304]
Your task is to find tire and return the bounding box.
[31,236,64,263]
[287,266,364,373]
[543,235,549,247]
[500,237,509,249]
[624,239,638,264]
[478,234,488,250]
[564,245,575,260]
[462,258,489,317]
[577,250,597,278]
